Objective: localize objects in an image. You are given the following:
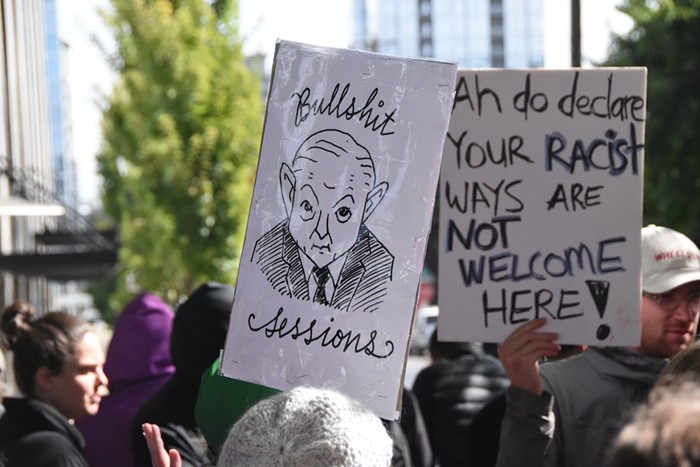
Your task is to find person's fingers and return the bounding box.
[497,319,561,395]
[506,318,551,342]
[499,319,559,360]
[168,449,182,467]
[507,337,560,362]
[500,333,559,356]
[500,318,543,345]
[500,333,560,363]
[510,317,548,336]
[144,423,169,467]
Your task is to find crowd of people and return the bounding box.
[0,223,700,466]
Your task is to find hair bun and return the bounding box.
[0,301,35,349]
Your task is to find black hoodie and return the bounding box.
[0,397,88,466]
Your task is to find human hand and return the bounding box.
[143,423,182,467]
[498,318,560,395]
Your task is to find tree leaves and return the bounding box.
[606,0,700,242]
[98,0,263,309]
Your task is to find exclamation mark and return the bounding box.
[586,280,611,340]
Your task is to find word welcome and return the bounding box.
[445,224,626,284]
[248,307,395,359]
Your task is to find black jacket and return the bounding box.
[383,388,434,467]
[131,374,214,467]
[131,282,233,467]
[0,397,88,467]
[412,349,509,467]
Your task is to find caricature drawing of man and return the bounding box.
[252,128,394,313]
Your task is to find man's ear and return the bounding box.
[280,162,296,218]
[363,181,389,222]
[35,366,54,393]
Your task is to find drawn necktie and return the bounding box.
[312,266,331,305]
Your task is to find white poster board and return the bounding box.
[221,40,457,419]
[439,68,646,346]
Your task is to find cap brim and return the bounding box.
[643,269,700,294]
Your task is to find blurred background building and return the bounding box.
[352,0,545,68]
[0,1,117,315]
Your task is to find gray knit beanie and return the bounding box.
[217,386,393,467]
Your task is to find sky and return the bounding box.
[58,0,630,209]
[58,0,113,210]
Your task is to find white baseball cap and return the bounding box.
[642,225,700,293]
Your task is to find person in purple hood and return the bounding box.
[76,293,175,467]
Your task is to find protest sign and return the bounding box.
[439,68,646,346]
[221,40,457,419]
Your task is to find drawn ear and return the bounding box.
[363,181,389,222]
[280,162,296,218]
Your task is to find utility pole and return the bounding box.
[571,0,581,67]
[418,0,433,57]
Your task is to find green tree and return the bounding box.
[98,0,263,311]
[605,0,700,241]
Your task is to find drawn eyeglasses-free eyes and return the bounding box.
[643,289,700,314]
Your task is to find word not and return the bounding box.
[558,71,645,122]
[445,215,521,252]
[292,83,398,135]
[444,179,524,216]
[248,307,394,359]
[482,288,582,327]
[447,130,534,169]
[545,124,644,176]
[456,236,626,286]
[546,183,603,211]
[453,74,502,115]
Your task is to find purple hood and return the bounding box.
[105,293,175,390]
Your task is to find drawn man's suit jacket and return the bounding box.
[252,221,394,313]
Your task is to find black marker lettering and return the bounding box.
[292,83,398,135]
[248,308,394,359]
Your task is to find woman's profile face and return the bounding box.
[44,331,108,420]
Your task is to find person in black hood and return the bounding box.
[131,282,234,467]
[0,301,108,467]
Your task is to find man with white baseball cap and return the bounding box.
[638,225,700,357]
[495,225,700,467]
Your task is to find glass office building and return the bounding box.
[44,0,78,209]
[353,0,544,68]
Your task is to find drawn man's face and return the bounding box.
[285,150,373,268]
